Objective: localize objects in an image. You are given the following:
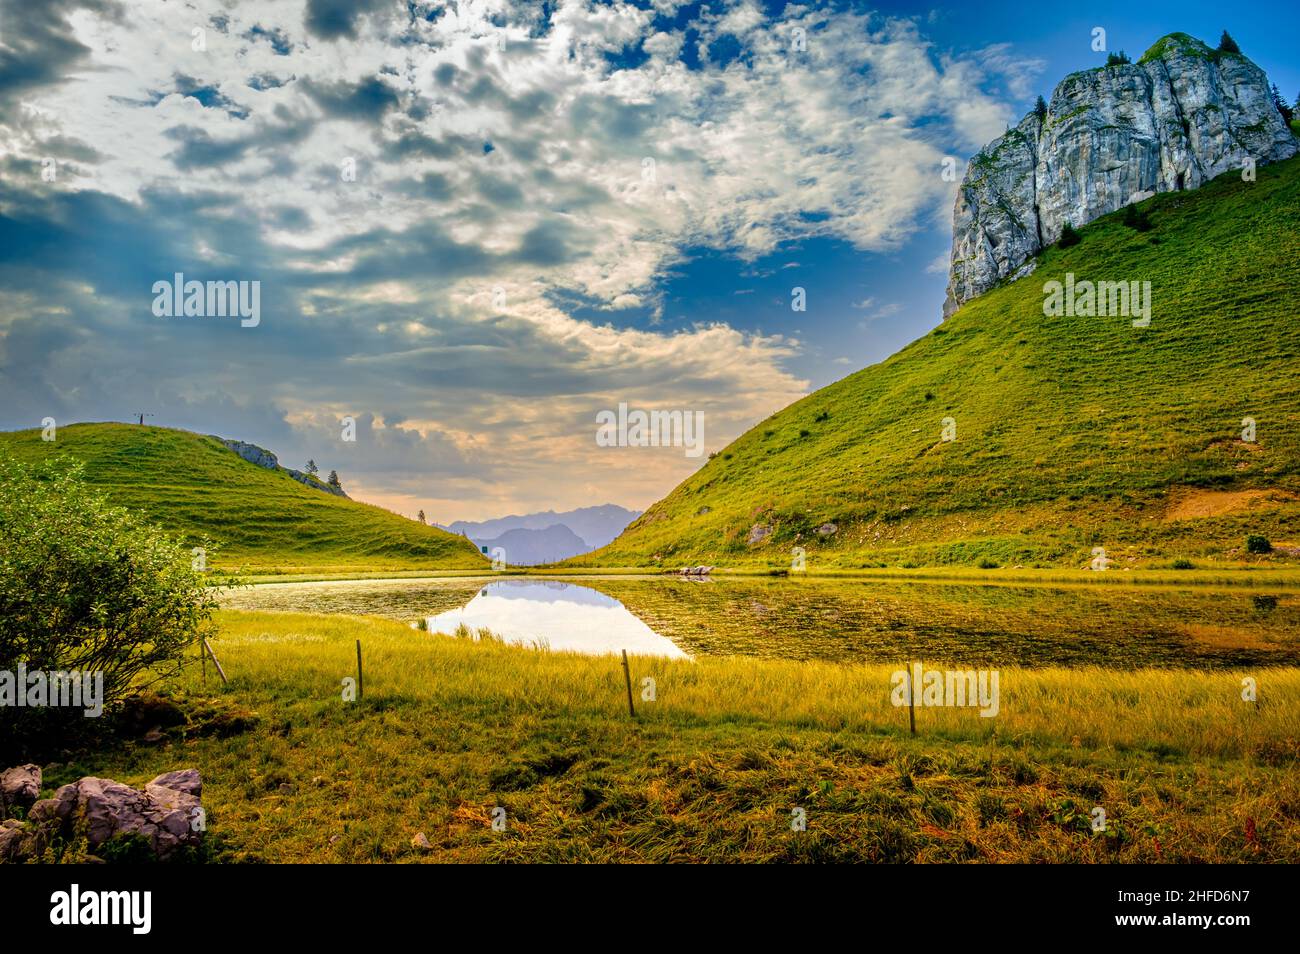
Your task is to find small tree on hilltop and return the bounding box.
[1217,31,1240,55]
[1034,95,1048,120]
[417,509,427,524]
[1105,50,1130,67]
[305,459,318,476]
[327,470,341,489]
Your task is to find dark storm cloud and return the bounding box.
[165,125,253,170]
[0,177,485,477]
[400,171,454,201]
[163,111,315,171]
[567,93,658,142]
[303,0,392,41]
[377,127,479,161]
[514,218,588,267]
[302,75,402,122]
[35,133,105,164]
[0,0,124,121]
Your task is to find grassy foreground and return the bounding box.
[40,610,1300,863]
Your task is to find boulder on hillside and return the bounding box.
[219,439,279,469]
[217,437,350,498]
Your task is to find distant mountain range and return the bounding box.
[471,524,592,566]
[443,504,641,565]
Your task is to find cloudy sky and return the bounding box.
[2,0,1296,521]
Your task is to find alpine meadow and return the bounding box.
[1,0,1298,924]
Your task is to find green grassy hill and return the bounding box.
[584,155,1300,571]
[0,423,487,573]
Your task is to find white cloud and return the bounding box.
[0,0,1033,518]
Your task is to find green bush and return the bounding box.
[0,455,220,737]
[1245,535,1273,554]
[1122,203,1153,231]
[1058,221,1081,248]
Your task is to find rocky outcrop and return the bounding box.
[0,764,40,813]
[944,33,1298,316]
[221,439,280,470]
[2,768,205,862]
[217,438,349,498]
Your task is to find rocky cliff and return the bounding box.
[943,33,1297,316]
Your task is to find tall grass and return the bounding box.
[38,610,1300,863]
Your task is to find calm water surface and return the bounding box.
[220,575,1300,668]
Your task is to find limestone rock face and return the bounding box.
[943,33,1298,316]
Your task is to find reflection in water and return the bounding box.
[219,575,1300,668]
[421,580,689,658]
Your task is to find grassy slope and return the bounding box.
[33,611,1300,863]
[0,423,487,572]
[586,156,1300,571]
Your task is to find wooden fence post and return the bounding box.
[908,660,917,736]
[621,650,636,718]
[203,639,228,686]
[356,640,364,701]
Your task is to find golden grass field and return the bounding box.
[35,609,1300,863]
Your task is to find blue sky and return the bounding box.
[0,1,1295,519]
[589,1,1300,390]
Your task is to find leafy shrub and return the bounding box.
[0,455,220,739]
[1058,222,1081,248]
[1245,535,1273,554]
[1122,203,1152,231]
[1171,558,1194,570]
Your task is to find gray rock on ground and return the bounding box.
[0,764,41,812]
[9,768,204,861]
